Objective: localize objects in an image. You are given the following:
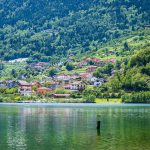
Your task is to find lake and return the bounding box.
[0,103,150,150]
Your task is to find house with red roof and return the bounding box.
[105,58,116,64]
[37,87,51,95]
[79,73,92,81]
[86,66,97,73]
[88,58,105,66]
[18,81,33,96]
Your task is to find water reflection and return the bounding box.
[0,105,150,150]
[6,115,27,150]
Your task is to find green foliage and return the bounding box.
[0,63,4,70]
[55,88,66,94]
[71,93,82,99]
[123,42,130,51]
[11,69,18,78]
[0,0,149,61]
[0,88,18,94]
[129,47,150,67]
[94,63,114,77]
[122,92,150,103]
[83,94,96,103]
[108,47,150,93]
[66,63,74,71]
[48,68,57,77]
[141,63,150,76]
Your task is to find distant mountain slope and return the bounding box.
[0,0,149,61]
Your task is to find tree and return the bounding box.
[48,68,57,77]
[84,94,96,103]
[11,69,18,78]
[93,63,114,77]
[124,42,130,51]
[0,63,4,70]
[0,0,149,61]
[66,63,74,71]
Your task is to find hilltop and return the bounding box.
[0,0,150,61]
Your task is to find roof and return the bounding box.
[72,81,82,85]
[64,84,71,87]
[106,58,116,63]
[18,80,32,86]
[88,65,97,68]
[91,58,102,63]
[53,94,70,96]
[80,73,91,78]
[37,87,50,90]
[48,82,59,85]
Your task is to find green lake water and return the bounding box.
[0,103,150,150]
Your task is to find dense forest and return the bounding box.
[0,0,150,61]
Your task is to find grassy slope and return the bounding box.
[1,29,150,80]
[63,29,150,74]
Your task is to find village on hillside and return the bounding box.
[0,56,116,101]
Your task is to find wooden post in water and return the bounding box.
[97,121,101,130]
[96,114,101,130]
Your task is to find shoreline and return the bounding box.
[1,102,150,107]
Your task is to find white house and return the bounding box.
[91,77,104,87]
[70,81,86,91]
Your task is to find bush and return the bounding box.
[122,91,150,103]
[48,68,57,77]
[84,94,96,103]
[55,88,66,94]
[71,93,82,98]
[0,96,3,102]
[14,96,22,101]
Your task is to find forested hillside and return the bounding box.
[0,0,150,61]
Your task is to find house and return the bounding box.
[41,77,52,83]
[86,66,97,73]
[52,94,71,98]
[64,84,71,90]
[70,81,86,91]
[6,80,17,88]
[56,74,71,85]
[0,81,6,88]
[79,73,92,81]
[91,77,98,82]
[0,80,17,88]
[56,74,71,81]
[89,58,104,66]
[18,81,32,96]
[70,74,79,80]
[31,81,42,88]
[106,58,116,64]
[37,87,51,95]
[48,82,59,90]
[29,62,49,71]
[90,77,104,87]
